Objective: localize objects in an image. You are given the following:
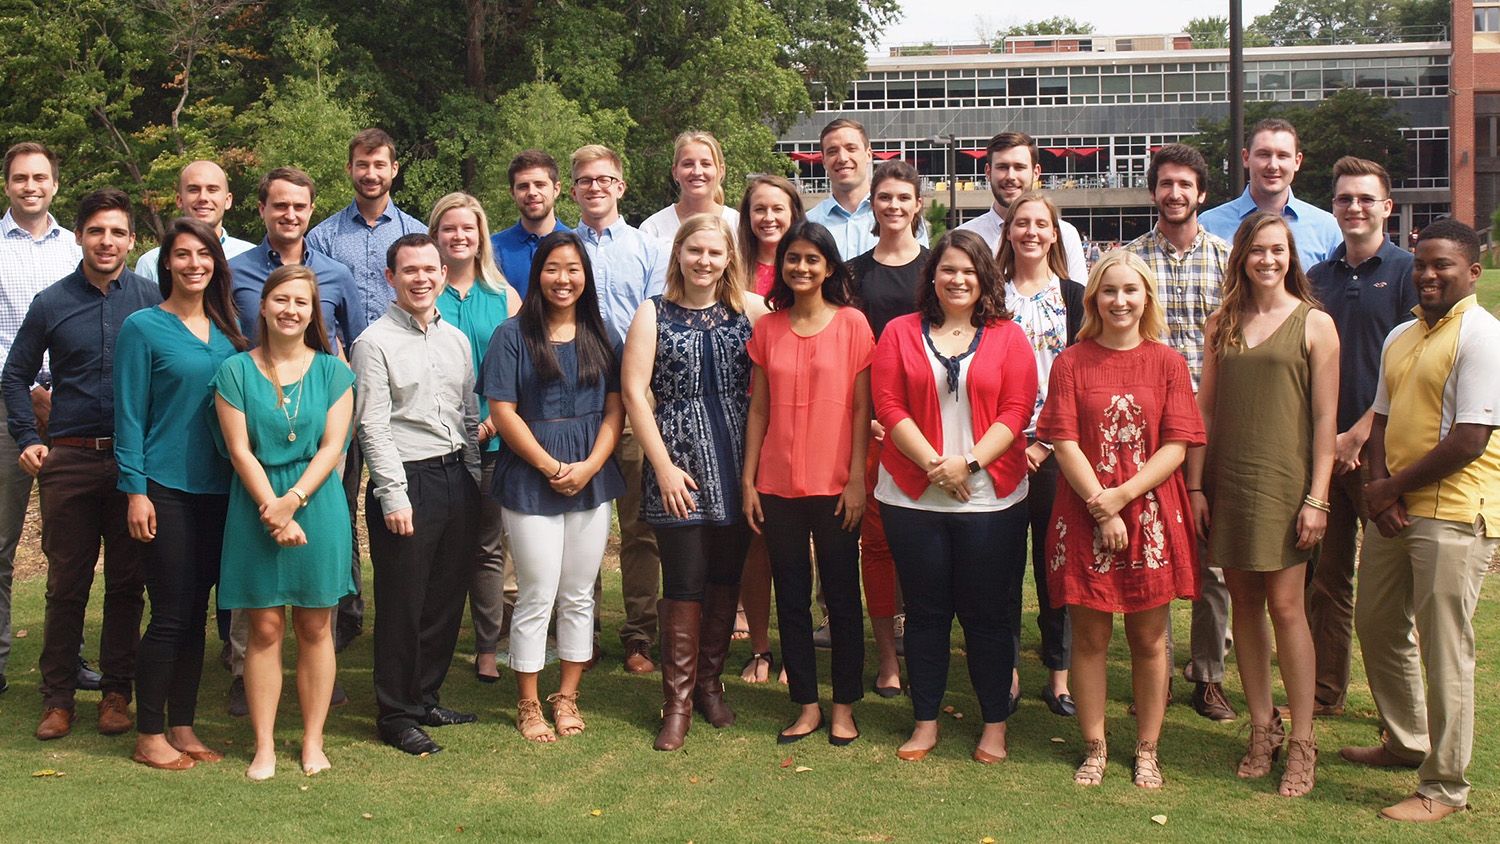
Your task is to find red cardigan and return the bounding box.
[872,313,1037,501]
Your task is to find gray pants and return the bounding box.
[0,403,35,677]
[1169,534,1230,685]
[470,451,517,653]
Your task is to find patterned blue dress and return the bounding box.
[640,296,752,527]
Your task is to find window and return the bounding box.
[1476,5,1500,31]
[1040,76,1068,96]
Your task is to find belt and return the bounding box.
[51,436,114,450]
[406,449,464,468]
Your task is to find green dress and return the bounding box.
[1205,302,1313,572]
[213,352,357,608]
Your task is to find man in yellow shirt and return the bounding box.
[1341,219,1500,822]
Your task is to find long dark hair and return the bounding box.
[520,231,616,385]
[157,217,249,350]
[916,229,1011,327]
[765,220,854,312]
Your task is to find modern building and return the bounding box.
[777,30,1455,244]
[1455,0,1500,229]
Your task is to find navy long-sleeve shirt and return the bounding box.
[1,266,162,449]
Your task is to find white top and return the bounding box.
[957,208,1088,283]
[874,344,1028,512]
[1004,275,1068,438]
[638,205,740,247]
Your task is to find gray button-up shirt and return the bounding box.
[351,304,479,514]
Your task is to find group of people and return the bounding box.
[0,115,1494,823]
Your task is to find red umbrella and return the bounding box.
[960,149,988,159]
[872,150,901,160]
[788,151,823,163]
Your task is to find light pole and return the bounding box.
[929,133,958,230]
[1230,0,1245,195]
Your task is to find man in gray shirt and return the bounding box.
[352,233,480,755]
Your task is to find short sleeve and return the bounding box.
[1036,347,1079,443]
[1371,323,1409,416]
[322,354,356,402]
[481,321,522,404]
[1453,311,1500,426]
[1158,347,1207,445]
[211,354,248,411]
[846,308,875,372]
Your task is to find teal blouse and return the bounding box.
[113,305,240,495]
[437,280,511,453]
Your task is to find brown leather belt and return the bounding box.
[51,436,114,450]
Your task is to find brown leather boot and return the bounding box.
[654,598,701,751]
[693,583,738,728]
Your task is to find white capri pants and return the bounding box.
[501,503,611,673]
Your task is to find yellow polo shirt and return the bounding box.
[1372,295,1500,536]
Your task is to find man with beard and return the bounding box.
[1199,118,1340,267]
[308,129,427,655]
[957,131,1087,282]
[2,188,159,740]
[134,160,254,280]
[491,150,569,297]
[1123,143,1235,723]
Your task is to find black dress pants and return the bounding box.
[1016,453,1071,672]
[367,453,478,738]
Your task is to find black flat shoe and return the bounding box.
[387,726,442,756]
[829,716,860,747]
[873,683,902,698]
[1042,687,1076,717]
[475,660,500,684]
[422,706,479,727]
[777,709,825,744]
[1008,691,1022,718]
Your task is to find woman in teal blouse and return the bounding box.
[430,192,521,683]
[115,218,249,770]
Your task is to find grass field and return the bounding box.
[0,274,1496,843]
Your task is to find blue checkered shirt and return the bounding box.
[306,199,427,333]
[0,209,82,380]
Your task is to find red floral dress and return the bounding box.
[1037,340,1205,613]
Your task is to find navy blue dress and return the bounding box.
[480,319,625,515]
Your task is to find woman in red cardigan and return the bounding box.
[871,229,1037,764]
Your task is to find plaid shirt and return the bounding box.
[1123,224,1228,391]
[0,209,82,379]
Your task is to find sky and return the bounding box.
[878,1,1281,52]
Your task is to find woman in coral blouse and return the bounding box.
[743,220,874,746]
[1038,250,1204,789]
[871,229,1036,765]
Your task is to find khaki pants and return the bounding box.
[611,425,660,647]
[1355,515,1495,808]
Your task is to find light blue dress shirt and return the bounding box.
[806,194,929,263]
[1198,187,1342,268]
[573,217,667,339]
[306,199,427,332]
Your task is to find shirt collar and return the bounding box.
[1,209,67,242]
[345,199,395,226]
[577,216,627,242]
[385,302,443,333]
[823,195,871,220]
[1332,238,1400,271]
[1149,223,1208,257]
[1411,294,1478,331]
[1230,186,1307,220]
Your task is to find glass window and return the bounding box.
[1291,70,1321,90]
[948,79,976,97]
[1133,74,1162,94]
[917,81,945,101]
[854,82,882,103]
[1164,73,1193,93]
[1196,72,1226,93]
[977,77,1006,98]
[1260,71,1287,90]
[1040,76,1068,96]
[1101,75,1129,95]
[1323,67,1351,89]
[1071,75,1099,95]
[1009,77,1037,97]
[1420,66,1449,86]
[1476,6,1500,31]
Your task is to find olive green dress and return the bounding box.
[1205,302,1314,572]
[213,352,357,608]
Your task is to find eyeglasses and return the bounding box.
[574,175,621,190]
[1331,195,1386,209]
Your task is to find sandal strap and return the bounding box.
[516,698,554,739]
[1075,739,1108,785]
[547,691,585,729]
[1280,737,1318,796]
[1133,740,1163,787]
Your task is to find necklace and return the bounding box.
[262,350,314,442]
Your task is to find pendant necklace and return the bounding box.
[269,351,314,442]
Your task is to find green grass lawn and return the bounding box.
[1480,268,1500,312]
[0,556,1497,843]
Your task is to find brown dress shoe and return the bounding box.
[1380,793,1466,822]
[36,707,74,741]
[97,692,133,735]
[132,750,195,771]
[624,639,656,675]
[1192,681,1237,722]
[1339,743,1422,769]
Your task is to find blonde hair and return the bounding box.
[994,192,1070,282]
[427,192,506,294]
[672,131,727,206]
[666,213,745,313]
[571,144,624,179]
[1077,250,1166,343]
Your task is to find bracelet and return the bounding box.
[1303,494,1331,513]
[1186,487,1203,492]
[288,487,309,508]
[550,460,565,480]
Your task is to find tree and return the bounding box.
[1186,16,1230,48]
[1249,0,1450,46]
[1186,89,1409,208]
[1003,16,1095,36]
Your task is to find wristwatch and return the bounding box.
[965,453,982,474]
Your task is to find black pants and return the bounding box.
[36,446,145,709]
[762,494,864,705]
[883,501,1027,723]
[336,440,365,648]
[1016,454,1071,672]
[135,483,227,734]
[656,522,751,602]
[367,454,478,738]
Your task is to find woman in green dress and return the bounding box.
[213,265,356,781]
